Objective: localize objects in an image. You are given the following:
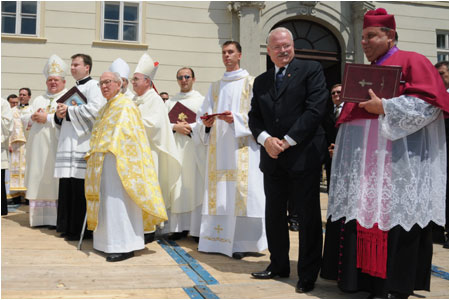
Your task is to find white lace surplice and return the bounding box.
[327,95,447,231]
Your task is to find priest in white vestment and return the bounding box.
[54,54,106,241]
[22,55,68,227]
[131,53,181,241]
[164,67,206,240]
[9,93,31,198]
[85,71,167,262]
[195,41,267,259]
[9,106,27,197]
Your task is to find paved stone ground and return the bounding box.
[1,193,448,299]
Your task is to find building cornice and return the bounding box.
[228,1,266,18]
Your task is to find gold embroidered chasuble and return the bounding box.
[206,74,256,217]
[9,107,27,192]
[85,93,167,232]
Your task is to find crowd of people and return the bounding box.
[1,8,449,298]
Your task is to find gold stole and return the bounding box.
[9,109,27,192]
[207,76,254,216]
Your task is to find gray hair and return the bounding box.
[101,71,123,88]
[267,27,294,45]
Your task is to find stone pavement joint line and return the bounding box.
[158,239,220,299]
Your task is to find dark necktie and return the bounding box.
[275,67,285,91]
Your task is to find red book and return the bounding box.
[168,101,196,124]
[200,112,230,120]
[341,63,402,103]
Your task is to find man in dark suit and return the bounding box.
[248,27,328,294]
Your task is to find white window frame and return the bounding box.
[1,1,40,36]
[101,1,141,43]
[436,30,449,62]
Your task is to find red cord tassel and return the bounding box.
[356,222,388,279]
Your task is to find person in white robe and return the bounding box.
[131,53,181,242]
[21,54,68,227]
[195,41,267,259]
[8,102,28,199]
[2,98,14,215]
[164,67,206,240]
[54,53,106,241]
[108,58,135,99]
[85,71,167,262]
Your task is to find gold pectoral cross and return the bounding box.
[178,112,188,122]
[358,79,373,87]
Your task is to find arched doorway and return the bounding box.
[267,19,341,89]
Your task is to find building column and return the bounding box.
[352,1,375,64]
[228,1,266,76]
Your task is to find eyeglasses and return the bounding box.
[98,79,114,87]
[331,91,341,95]
[177,75,191,81]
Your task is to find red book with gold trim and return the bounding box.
[341,63,402,103]
[168,101,196,124]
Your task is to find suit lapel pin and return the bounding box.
[287,73,291,77]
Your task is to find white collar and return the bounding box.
[222,68,249,82]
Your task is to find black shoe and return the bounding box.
[387,292,409,299]
[47,225,56,230]
[295,280,315,293]
[168,231,188,240]
[106,251,134,262]
[444,233,449,249]
[192,236,199,243]
[232,252,246,259]
[12,196,21,205]
[251,269,289,279]
[289,221,300,232]
[144,232,155,244]
[64,234,80,241]
[83,231,93,240]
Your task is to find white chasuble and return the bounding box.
[195,69,267,257]
[23,89,67,226]
[164,90,206,235]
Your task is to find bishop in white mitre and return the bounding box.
[131,54,181,239]
[22,55,68,227]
